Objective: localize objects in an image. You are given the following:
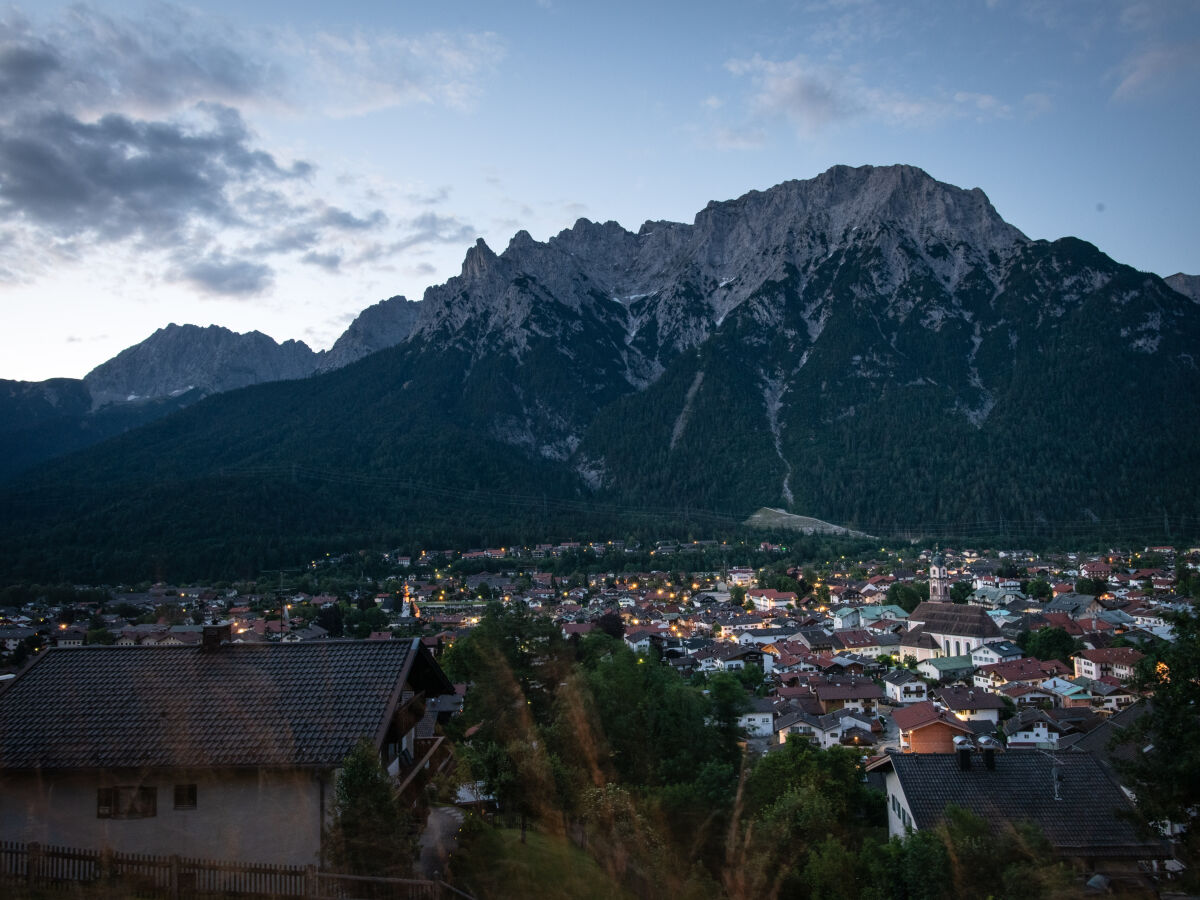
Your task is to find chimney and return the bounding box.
[202,623,232,652]
[954,734,973,771]
[978,734,1000,770]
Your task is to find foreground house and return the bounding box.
[0,628,454,866]
[869,748,1169,876]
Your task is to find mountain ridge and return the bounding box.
[3,164,1197,580]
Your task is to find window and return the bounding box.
[174,784,197,810]
[97,786,157,819]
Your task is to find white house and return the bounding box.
[970,640,1024,668]
[882,669,929,705]
[738,697,777,738]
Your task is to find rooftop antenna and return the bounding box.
[1031,747,1064,800]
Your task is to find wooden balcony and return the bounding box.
[394,735,452,804]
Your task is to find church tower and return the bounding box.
[929,548,951,602]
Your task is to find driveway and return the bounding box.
[418,806,464,880]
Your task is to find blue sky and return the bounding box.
[1,0,1197,380]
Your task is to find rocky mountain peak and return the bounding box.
[318,295,420,372]
[1165,272,1200,303]
[83,323,319,406]
[460,237,498,281]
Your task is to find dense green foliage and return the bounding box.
[1112,608,1200,888]
[324,737,419,877]
[1019,627,1081,664]
[439,602,1093,899]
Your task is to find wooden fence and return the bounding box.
[0,840,467,899]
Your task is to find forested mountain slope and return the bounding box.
[3,165,1197,580]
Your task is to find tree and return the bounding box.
[1020,626,1077,664]
[887,582,928,614]
[1074,576,1105,596]
[1026,578,1052,600]
[316,603,344,637]
[1113,608,1200,884]
[324,738,417,876]
[730,585,746,605]
[707,671,751,745]
[735,663,765,694]
[949,581,972,604]
[596,611,624,639]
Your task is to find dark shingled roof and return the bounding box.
[0,641,422,771]
[907,602,1002,639]
[882,750,1169,859]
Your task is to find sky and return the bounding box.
[1,0,1197,382]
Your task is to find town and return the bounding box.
[0,537,1195,897]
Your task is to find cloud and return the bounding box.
[405,185,451,205]
[0,42,61,98]
[301,251,342,271]
[393,212,477,251]
[726,55,864,132]
[713,127,767,150]
[287,28,505,116]
[1113,41,1200,100]
[175,252,273,296]
[350,212,477,265]
[722,54,1017,140]
[0,103,307,245]
[317,205,388,230]
[953,91,1012,118]
[0,5,279,119]
[0,3,497,305]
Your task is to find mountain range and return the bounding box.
[3,164,1199,581]
[0,297,421,482]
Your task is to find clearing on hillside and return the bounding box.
[744,507,875,539]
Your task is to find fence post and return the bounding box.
[99,846,114,883]
[169,854,180,900]
[26,842,41,885]
[304,864,318,898]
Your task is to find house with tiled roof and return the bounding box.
[1003,707,1070,748]
[973,657,1070,692]
[890,701,974,753]
[1073,647,1143,683]
[1044,593,1103,619]
[933,685,1007,723]
[882,668,928,704]
[998,681,1056,707]
[916,654,975,684]
[747,588,797,611]
[869,749,1169,873]
[969,640,1024,667]
[812,680,883,715]
[0,626,454,866]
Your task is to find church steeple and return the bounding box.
[929,546,951,602]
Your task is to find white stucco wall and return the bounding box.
[884,770,918,839]
[0,767,330,866]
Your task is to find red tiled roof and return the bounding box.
[891,701,973,734]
